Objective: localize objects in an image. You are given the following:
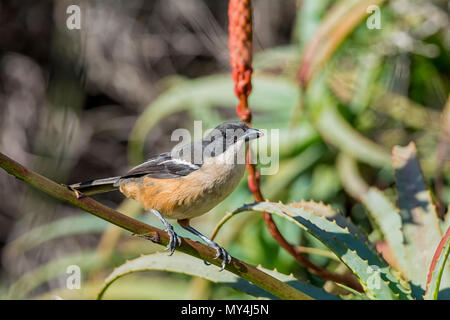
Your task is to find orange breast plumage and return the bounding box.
[119,140,247,220]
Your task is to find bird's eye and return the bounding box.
[234,135,238,143]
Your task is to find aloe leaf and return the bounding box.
[336,283,370,300]
[276,123,319,157]
[349,53,380,114]
[5,215,107,255]
[298,0,386,87]
[329,70,441,131]
[6,251,103,299]
[371,89,441,132]
[315,103,391,168]
[443,207,450,235]
[436,97,450,219]
[337,154,408,274]
[293,0,331,50]
[307,77,391,168]
[237,202,412,299]
[97,251,339,300]
[41,275,198,300]
[336,152,369,200]
[393,142,450,292]
[309,164,342,201]
[424,227,450,300]
[262,144,324,200]
[288,200,377,255]
[259,266,340,300]
[5,198,142,257]
[361,189,407,272]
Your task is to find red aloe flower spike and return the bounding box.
[228,0,253,124]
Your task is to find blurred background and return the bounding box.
[0,0,449,299]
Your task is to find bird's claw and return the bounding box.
[164,226,181,256]
[210,242,232,271]
[66,185,86,199]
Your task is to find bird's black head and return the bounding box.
[202,121,263,158]
[171,121,263,164]
[208,121,263,143]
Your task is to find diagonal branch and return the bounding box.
[0,151,311,300]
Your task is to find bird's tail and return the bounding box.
[69,176,121,196]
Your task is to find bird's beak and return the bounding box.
[241,128,264,142]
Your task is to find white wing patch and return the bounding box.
[129,158,159,171]
[160,158,200,170]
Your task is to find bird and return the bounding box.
[69,121,263,270]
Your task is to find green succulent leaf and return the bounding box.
[298,0,386,86]
[393,142,450,294]
[6,251,103,299]
[337,154,408,278]
[235,201,412,299]
[288,200,377,256]
[424,227,450,300]
[443,208,450,235]
[361,188,407,273]
[263,144,325,200]
[315,104,391,168]
[336,151,370,200]
[4,215,107,255]
[306,77,391,168]
[97,251,339,300]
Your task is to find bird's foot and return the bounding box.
[149,209,182,256]
[164,225,182,256]
[66,184,86,199]
[208,241,232,271]
[177,221,231,271]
